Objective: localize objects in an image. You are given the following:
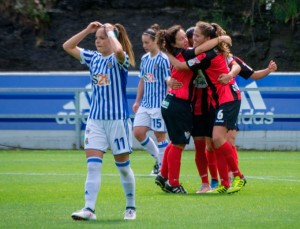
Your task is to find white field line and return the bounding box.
[0,172,299,182]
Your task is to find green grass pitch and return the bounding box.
[0,149,299,229]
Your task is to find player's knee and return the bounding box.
[133,128,146,141]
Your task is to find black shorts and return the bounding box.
[214,100,241,130]
[161,94,193,144]
[191,113,211,137]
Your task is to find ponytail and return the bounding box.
[114,23,136,67]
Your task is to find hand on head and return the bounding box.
[86,21,102,33]
[104,23,114,32]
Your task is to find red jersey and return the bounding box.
[192,69,209,115]
[187,49,241,108]
[169,49,196,101]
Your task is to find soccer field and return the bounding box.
[0,150,299,229]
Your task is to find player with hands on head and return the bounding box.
[63,21,136,221]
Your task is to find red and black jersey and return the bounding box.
[192,77,209,116]
[169,48,197,101]
[233,56,255,80]
[187,48,241,108]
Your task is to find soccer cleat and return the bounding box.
[196,183,211,194]
[206,185,228,194]
[150,162,160,176]
[210,179,219,189]
[164,181,187,194]
[242,177,247,186]
[71,208,96,220]
[155,174,168,192]
[227,176,246,194]
[124,207,136,220]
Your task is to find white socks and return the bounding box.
[84,157,102,211]
[115,160,135,208]
[141,137,159,163]
[157,140,168,167]
[84,158,135,211]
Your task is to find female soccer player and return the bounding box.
[219,57,278,174]
[154,25,232,194]
[132,24,170,176]
[168,21,245,194]
[63,21,136,220]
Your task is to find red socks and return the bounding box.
[222,142,242,178]
[206,149,218,180]
[215,141,243,188]
[168,145,183,186]
[194,140,209,184]
[214,144,230,188]
[232,145,239,166]
[160,142,172,178]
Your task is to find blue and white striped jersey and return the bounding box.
[80,49,130,120]
[139,51,170,108]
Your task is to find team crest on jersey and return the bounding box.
[187,57,200,67]
[154,64,158,69]
[184,131,191,140]
[143,73,156,82]
[107,62,113,68]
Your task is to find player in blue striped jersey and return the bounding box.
[132,25,170,175]
[63,21,136,220]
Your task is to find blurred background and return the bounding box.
[0,0,299,71]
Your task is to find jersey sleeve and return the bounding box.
[117,52,129,72]
[234,56,255,80]
[186,52,207,72]
[80,49,96,67]
[162,56,171,80]
[139,55,146,78]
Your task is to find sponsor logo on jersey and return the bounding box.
[238,81,274,125]
[143,72,156,82]
[194,70,207,88]
[187,57,200,67]
[92,73,110,86]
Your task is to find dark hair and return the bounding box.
[143,23,160,41]
[157,25,183,54]
[186,27,194,39]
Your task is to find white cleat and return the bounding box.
[196,183,211,194]
[71,208,96,221]
[124,208,136,220]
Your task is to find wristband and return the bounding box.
[107,31,116,38]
